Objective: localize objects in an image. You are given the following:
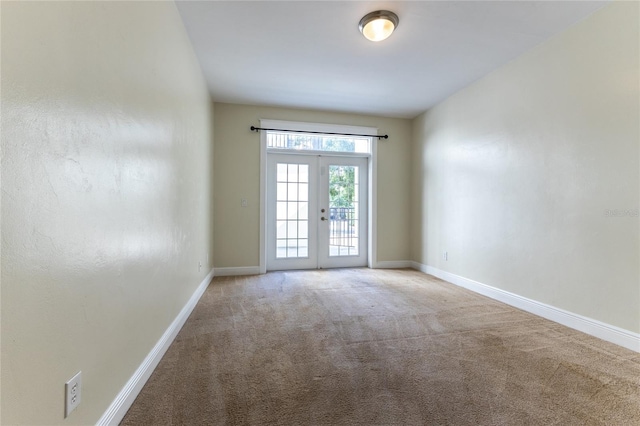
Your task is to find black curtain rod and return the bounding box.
[250,126,388,139]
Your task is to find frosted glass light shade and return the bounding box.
[359,11,399,42]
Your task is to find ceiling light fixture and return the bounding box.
[359,10,399,42]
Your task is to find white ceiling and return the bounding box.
[176,1,607,119]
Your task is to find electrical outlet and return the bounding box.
[443,251,448,261]
[65,371,82,418]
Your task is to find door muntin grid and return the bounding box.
[275,163,309,258]
[328,165,359,257]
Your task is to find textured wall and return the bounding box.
[411,2,639,333]
[1,2,214,424]
[213,103,412,268]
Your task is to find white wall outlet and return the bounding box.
[65,371,82,418]
[443,251,448,261]
[241,198,248,207]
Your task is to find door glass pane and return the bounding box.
[298,221,308,238]
[298,239,308,257]
[288,183,298,201]
[299,165,309,182]
[299,183,308,201]
[287,221,298,238]
[276,202,287,220]
[298,202,308,220]
[287,164,298,182]
[276,220,287,239]
[277,163,288,182]
[328,165,359,257]
[287,202,298,219]
[276,183,287,200]
[276,162,309,259]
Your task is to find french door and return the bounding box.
[266,153,368,271]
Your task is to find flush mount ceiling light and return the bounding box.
[359,10,399,42]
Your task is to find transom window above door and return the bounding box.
[261,119,376,155]
[266,131,371,154]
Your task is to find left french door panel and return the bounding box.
[266,154,318,270]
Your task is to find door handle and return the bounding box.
[321,217,327,221]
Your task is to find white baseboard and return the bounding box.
[410,261,430,274]
[374,260,413,269]
[213,266,261,276]
[97,268,215,425]
[410,262,640,353]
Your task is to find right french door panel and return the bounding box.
[317,155,368,269]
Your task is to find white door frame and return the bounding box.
[259,119,378,273]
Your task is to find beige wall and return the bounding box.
[213,103,411,268]
[411,2,639,333]
[1,2,214,424]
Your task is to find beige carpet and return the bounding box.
[121,268,640,425]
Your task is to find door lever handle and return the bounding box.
[321,217,327,221]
